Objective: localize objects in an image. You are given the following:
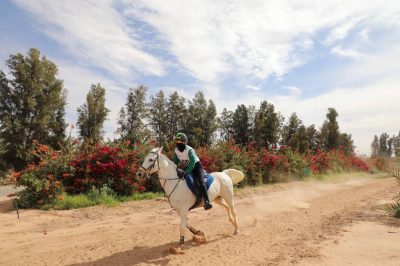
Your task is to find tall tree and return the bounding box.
[0,48,67,169]
[217,108,234,141]
[321,108,340,151]
[186,91,216,147]
[306,124,320,152]
[393,132,400,158]
[371,135,380,157]
[295,124,309,154]
[247,105,257,142]
[388,136,394,157]
[281,113,302,149]
[77,83,109,144]
[254,101,282,148]
[117,85,148,143]
[339,133,354,155]
[379,132,390,156]
[232,104,249,146]
[166,91,187,142]
[148,90,168,145]
[202,100,217,146]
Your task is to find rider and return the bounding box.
[172,132,213,210]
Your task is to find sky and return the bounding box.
[1,0,400,155]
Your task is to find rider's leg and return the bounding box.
[192,162,212,210]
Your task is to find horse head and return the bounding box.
[137,147,164,178]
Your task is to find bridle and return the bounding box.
[139,151,160,172]
[139,151,183,207]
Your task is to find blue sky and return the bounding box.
[1,0,400,155]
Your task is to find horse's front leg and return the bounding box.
[179,210,189,245]
[170,210,188,254]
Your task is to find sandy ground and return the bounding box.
[0,175,399,266]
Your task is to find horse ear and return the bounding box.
[158,146,163,154]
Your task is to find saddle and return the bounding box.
[184,173,214,210]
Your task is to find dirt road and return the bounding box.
[1,175,399,265]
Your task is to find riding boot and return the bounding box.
[201,181,212,210]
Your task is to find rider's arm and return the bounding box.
[185,149,197,174]
[172,153,179,165]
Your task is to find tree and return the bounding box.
[247,105,257,142]
[0,48,67,169]
[217,108,234,141]
[281,113,302,149]
[117,85,148,143]
[166,91,187,142]
[370,135,380,157]
[379,132,390,157]
[148,90,168,145]
[254,101,282,148]
[394,132,400,158]
[388,136,394,158]
[203,100,217,146]
[186,91,216,147]
[321,108,340,151]
[306,124,320,152]
[339,133,354,155]
[232,104,250,146]
[77,83,109,144]
[295,125,309,154]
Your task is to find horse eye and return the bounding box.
[149,159,154,162]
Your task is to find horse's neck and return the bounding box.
[158,154,180,194]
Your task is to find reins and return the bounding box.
[140,151,183,208]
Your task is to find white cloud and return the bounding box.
[285,86,302,97]
[124,0,400,83]
[11,0,165,78]
[246,85,262,91]
[331,45,365,59]
[324,16,364,45]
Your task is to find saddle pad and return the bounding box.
[185,173,214,195]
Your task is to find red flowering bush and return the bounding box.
[15,141,74,208]
[307,149,330,174]
[197,146,221,173]
[65,141,146,195]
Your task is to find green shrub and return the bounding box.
[388,196,400,218]
[389,176,400,218]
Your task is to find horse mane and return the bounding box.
[159,152,177,169]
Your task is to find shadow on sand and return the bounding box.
[69,235,231,266]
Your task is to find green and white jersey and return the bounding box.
[173,145,200,173]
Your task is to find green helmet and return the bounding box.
[174,132,188,143]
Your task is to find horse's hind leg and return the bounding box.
[227,199,239,235]
[214,197,238,234]
[186,221,204,236]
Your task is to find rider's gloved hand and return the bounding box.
[177,168,185,178]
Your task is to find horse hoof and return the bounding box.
[169,245,185,254]
[193,234,207,244]
[197,230,205,237]
[234,230,239,235]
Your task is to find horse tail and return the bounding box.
[223,169,244,184]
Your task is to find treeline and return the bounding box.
[0,48,355,171]
[371,132,400,157]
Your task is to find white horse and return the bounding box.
[139,147,244,252]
